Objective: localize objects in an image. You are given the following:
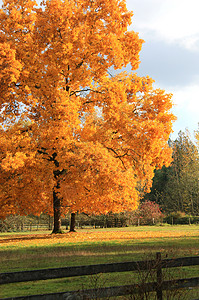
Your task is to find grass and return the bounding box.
[0,225,199,299]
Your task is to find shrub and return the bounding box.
[164,212,199,225]
[137,200,164,225]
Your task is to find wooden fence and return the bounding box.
[0,221,53,233]
[1,253,199,300]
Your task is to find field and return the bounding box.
[0,225,199,299]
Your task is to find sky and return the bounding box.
[126,0,199,140]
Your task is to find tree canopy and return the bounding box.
[0,0,176,232]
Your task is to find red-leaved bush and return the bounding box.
[137,200,163,225]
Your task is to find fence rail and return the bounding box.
[1,253,199,299]
[0,223,52,233]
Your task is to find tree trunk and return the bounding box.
[70,213,76,232]
[52,190,63,234]
[51,155,65,234]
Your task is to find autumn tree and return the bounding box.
[0,0,175,233]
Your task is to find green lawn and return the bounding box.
[0,225,199,299]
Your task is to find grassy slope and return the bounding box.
[0,225,199,299]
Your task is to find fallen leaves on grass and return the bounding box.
[0,229,198,249]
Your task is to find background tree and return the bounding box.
[145,129,199,215]
[0,0,175,233]
[195,124,199,149]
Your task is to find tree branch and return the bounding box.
[106,147,126,169]
[70,88,103,97]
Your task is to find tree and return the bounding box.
[0,0,175,233]
[145,129,199,215]
[195,124,199,149]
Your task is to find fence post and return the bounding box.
[156,252,163,300]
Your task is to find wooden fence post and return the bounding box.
[156,252,163,300]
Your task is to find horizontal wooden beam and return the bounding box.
[161,256,199,269]
[2,277,199,300]
[0,260,154,284]
[1,256,199,284]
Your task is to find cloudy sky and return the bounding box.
[126,0,199,140]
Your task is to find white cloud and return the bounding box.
[127,0,199,51]
[169,84,199,137]
[172,84,199,113]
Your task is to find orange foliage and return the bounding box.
[0,0,175,228]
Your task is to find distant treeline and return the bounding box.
[143,129,199,216]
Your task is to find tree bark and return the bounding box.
[52,189,62,234]
[70,213,76,232]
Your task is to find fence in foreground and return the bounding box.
[1,253,199,299]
